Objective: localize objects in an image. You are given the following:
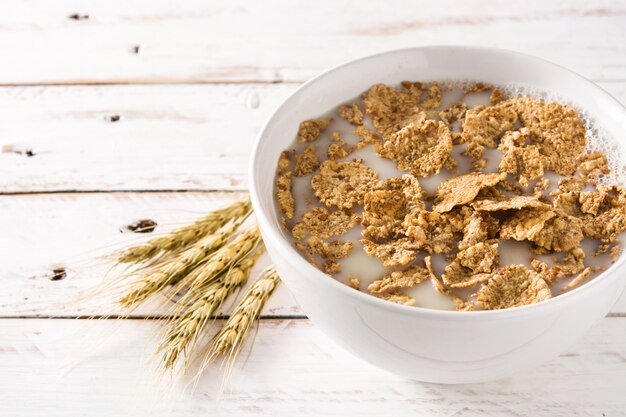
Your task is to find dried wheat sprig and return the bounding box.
[158,250,263,370]
[197,265,281,381]
[118,217,250,309]
[171,224,261,295]
[117,196,251,264]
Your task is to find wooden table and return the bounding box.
[2,1,626,415]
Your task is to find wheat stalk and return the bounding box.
[196,265,281,381]
[158,250,263,370]
[117,196,251,264]
[119,217,250,309]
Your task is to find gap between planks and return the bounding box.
[0,78,622,87]
[0,315,308,320]
[0,78,623,88]
[0,80,299,87]
[0,189,245,196]
[0,313,625,320]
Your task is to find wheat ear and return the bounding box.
[158,250,263,370]
[197,265,281,380]
[118,196,251,264]
[119,217,249,309]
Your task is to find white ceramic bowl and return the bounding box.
[249,46,626,383]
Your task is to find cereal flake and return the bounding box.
[323,260,342,274]
[362,83,424,137]
[362,190,407,240]
[293,206,359,240]
[498,129,544,186]
[376,291,416,306]
[500,208,583,252]
[489,89,504,104]
[579,191,606,215]
[338,102,364,126]
[477,265,552,310]
[464,82,492,94]
[347,276,361,290]
[442,241,498,288]
[562,267,592,292]
[294,145,321,176]
[535,214,584,252]
[297,118,331,143]
[459,210,499,250]
[276,171,295,220]
[555,247,587,277]
[512,98,586,175]
[354,126,381,146]
[578,152,610,182]
[362,175,425,240]
[550,178,587,216]
[421,83,442,110]
[403,210,464,254]
[311,160,381,209]
[458,241,499,274]
[277,150,293,174]
[439,103,467,127]
[368,264,430,294]
[425,256,475,311]
[327,131,354,161]
[461,103,518,157]
[361,238,419,267]
[583,185,626,242]
[442,260,492,288]
[433,173,505,212]
[471,195,549,212]
[610,243,622,261]
[379,118,453,177]
[306,236,353,260]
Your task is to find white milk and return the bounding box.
[281,82,626,310]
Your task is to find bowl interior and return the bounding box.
[250,46,626,314]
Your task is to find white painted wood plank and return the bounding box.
[2,317,626,417]
[0,84,295,192]
[1,81,625,193]
[0,192,302,317]
[0,0,624,84]
[1,192,625,316]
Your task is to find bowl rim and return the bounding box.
[250,45,626,320]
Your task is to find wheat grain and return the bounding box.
[118,196,251,264]
[158,250,263,370]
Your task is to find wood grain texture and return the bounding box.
[0,0,624,84]
[0,192,302,317]
[2,318,626,417]
[0,84,294,192]
[1,81,625,193]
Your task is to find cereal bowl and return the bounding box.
[249,46,626,383]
